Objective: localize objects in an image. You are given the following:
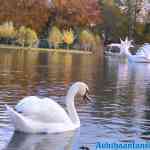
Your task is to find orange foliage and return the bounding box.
[0,0,49,33]
[50,0,102,28]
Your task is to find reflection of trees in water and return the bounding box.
[115,63,150,137]
[47,52,100,87]
[63,53,73,86]
[0,50,102,99]
[91,60,124,125]
[143,83,150,134]
[136,64,150,133]
[0,50,40,99]
[90,60,150,141]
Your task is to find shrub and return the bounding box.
[63,29,74,49]
[0,22,16,42]
[48,26,62,49]
[79,30,96,50]
[16,26,38,47]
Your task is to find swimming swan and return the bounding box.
[109,37,150,63]
[5,82,90,133]
[120,38,150,63]
[108,37,134,56]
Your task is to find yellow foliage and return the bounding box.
[48,26,62,48]
[26,28,38,47]
[0,22,16,39]
[16,26,38,47]
[63,29,74,46]
[80,30,96,50]
[16,26,26,46]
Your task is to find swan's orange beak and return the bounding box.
[83,89,91,102]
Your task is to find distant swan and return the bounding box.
[5,82,90,133]
[109,37,150,63]
[120,38,150,63]
[108,37,134,56]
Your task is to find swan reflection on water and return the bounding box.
[5,130,78,150]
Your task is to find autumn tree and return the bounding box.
[0,0,50,33]
[63,29,74,49]
[16,26,38,47]
[80,30,96,50]
[0,22,16,39]
[48,26,63,48]
[49,0,102,28]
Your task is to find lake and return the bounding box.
[0,50,150,150]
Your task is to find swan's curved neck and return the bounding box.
[66,86,80,126]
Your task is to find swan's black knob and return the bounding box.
[80,146,90,150]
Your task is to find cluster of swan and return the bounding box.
[108,37,150,63]
[5,82,90,133]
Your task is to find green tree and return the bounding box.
[135,23,150,43]
[100,2,128,42]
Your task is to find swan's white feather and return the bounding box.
[108,43,121,48]
[15,96,71,123]
[5,82,89,133]
[5,105,74,133]
[115,38,150,63]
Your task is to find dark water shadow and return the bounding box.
[4,130,78,150]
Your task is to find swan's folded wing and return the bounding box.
[15,96,71,123]
[5,105,31,132]
[5,105,62,133]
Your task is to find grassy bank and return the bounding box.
[0,45,93,55]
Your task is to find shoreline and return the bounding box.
[0,45,93,55]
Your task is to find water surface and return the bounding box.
[0,50,150,150]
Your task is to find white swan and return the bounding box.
[106,38,134,56]
[108,37,150,63]
[5,82,90,133]
[120,38,150,63]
